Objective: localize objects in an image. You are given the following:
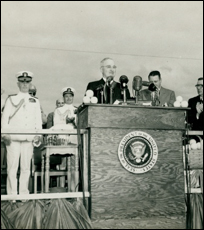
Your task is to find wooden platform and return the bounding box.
[92,216,186,229]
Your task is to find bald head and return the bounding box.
[56,98,65,108]
[29,84,37,96]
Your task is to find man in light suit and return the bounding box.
[1,71,42,197]
[187,77,203,130]
[139,70,176,107]
[85,57,130,104]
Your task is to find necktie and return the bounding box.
[151,89,160,106]
[104,82,110,104]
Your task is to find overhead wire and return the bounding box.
[1,44,202,61]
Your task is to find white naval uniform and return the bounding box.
[52,104,77,187]
[53,104,77,144]
[1,92,42,195]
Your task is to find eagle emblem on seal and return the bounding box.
[128,141,149,163]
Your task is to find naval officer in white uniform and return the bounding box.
[52,87,77,188]
[1,71,42,196]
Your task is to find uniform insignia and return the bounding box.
[29,98,36,103]
[31,96,38,99]
[65,88,72,94]
[22,72,28,77]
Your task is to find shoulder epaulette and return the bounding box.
[4,94,17,104]
[31,95,38,99]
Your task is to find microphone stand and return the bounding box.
[110,87,113,104]
[122,88,127,105]
[100,90,104,104]
[135,90,139,104]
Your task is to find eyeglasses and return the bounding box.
[102,65,117,69]
[195,84,203,88]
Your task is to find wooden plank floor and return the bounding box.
[92,216,186,229]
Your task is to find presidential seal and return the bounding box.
[118,131,158,174]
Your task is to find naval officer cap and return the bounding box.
[61,87,75,97]
[16,71,33,82]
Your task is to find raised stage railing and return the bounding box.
[1,129,90,210]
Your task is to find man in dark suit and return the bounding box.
[46,98,64,129]
[85,57,130,104]
[139,70,176,107]
[187,77,203,131]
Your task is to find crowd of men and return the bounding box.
[1,57,203,198]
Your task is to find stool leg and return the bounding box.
[59,158,66,187]
[75,150,79,192]
[34,174,37,193]
[41,155,44,193]
[45,151,50,193]
[57,177,60,187]
[67,157,71,192]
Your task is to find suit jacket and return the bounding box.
[138,86,176,107]
[188,95,203,130]
[46,112,54,129]
[86,78,130,104]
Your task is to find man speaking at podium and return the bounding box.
[85,57,130,104]
[139,70,176,107]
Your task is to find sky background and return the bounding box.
[1,1,203,114]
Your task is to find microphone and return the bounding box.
[132,76,142,91]
[142,81,157,92]
[132,76,142,104]
[119,75,129,89]
[142,81,151,87]
[119,75,129,105]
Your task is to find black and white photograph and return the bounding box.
[1,1,203,229]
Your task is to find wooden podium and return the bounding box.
[78,104,187,228]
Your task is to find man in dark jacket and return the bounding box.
[46,98,64,129]
[187,77,203,130]
[85,57,130,104]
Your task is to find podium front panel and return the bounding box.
[90,128,185,220]
[78,105,186,227]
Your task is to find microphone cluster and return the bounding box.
[132,76,157,92]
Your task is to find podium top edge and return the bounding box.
[78,103,190,110]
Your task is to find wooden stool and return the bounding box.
[41,143,79,193]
